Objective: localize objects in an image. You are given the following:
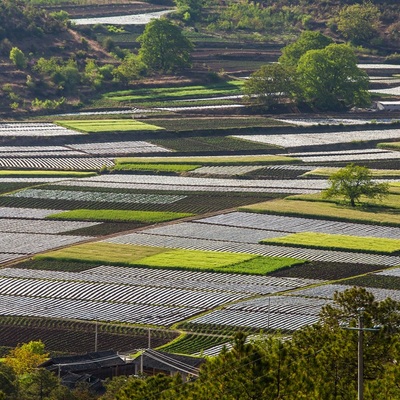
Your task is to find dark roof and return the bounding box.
[41,350,126,373]
[133,350,205,375]
[61,372,104,393]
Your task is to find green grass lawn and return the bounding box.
[103,81,244,102]
[0,170,96,177]
[47,209,194,223]
[116,155,298,166]
[36,243,305,274]
[240,198,400,226]
[261,232,400,254]
[56,119,163,133]
[112,163,200,173]
[303,167,400,178]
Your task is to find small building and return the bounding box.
[376,101,400,111]
[40,350,135,381]
[132,349,205,380]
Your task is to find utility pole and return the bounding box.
[94,320,98,352]
[341,307,380,400]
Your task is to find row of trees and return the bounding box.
[1,287,399,399]
[244,31,370,110]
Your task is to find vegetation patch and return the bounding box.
[117,155,298,166]
[112,163,200,173]
[35,243,167,265]
[56,119,163,133]
[261,232,400,254]
[240,199,400,226]
[47,209,194,223]
[377,142,400,150]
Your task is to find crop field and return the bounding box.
[47,209,194,223]
[0,266,319,328]
[232,128,400,149]
[112,163,200,173]
[36,243,303,274]
[0,170,96,178]
[0,317,178,355]
[190,165,264,176]
[144,117,288,131]
[240,198,400,226]
[105,231,400,266]
[103,81,244,103]
[0,145,84,158]
[116,154,297,165]
[47,174,326,194]
[0,157,115,170]
[148,136,279,153]
[186,295,331,332]
[0,123,82,137]
[67,140,172,155]
[57,119,163,133]
[284,149,400,163]
[260,232,400,254]
[303,166,400,178]
[294,284,400,303]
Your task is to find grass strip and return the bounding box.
[240,198,400,226]
[116,155,298,166]
[377,142,400,150]
[56,119,163,133]
[35,243,167,265]
[303,167,400,178]
[112,163,200,173]
[47,209,194,223]
[0,170,96,177]
[260,232,400,254]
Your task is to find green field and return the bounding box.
[103,81,244,102]
[35,243,167,265]
[116,155,298,165]
[36,243,304,274]
[56,119,163,133]
[303,167,400,178]
[240,198,400,226]
[47,209,194,223]
[112,163,200,173]
[261,232,400,254]
[0,170,96,177]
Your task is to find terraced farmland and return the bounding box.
[0,123,82,137]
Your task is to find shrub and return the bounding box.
[9,47,27,69]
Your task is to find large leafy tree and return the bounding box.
[243,63,298,109]
[297,43,370,110]
[138,19,193,73]
[322,163,389,207]
[279,31,333,67]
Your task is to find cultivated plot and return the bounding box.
[232,128,400,149]
[0,123,81,137]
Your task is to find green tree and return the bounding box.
[322,163,389,207]
[138,19,193,73]
[337,2,380,45]
[9,47,27,69]
[279,31,333,67]
[112,54,146,85]
[297,43,370,110]
[4,340,49,375]
[243,63,298,109]
[174,0,204,21]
